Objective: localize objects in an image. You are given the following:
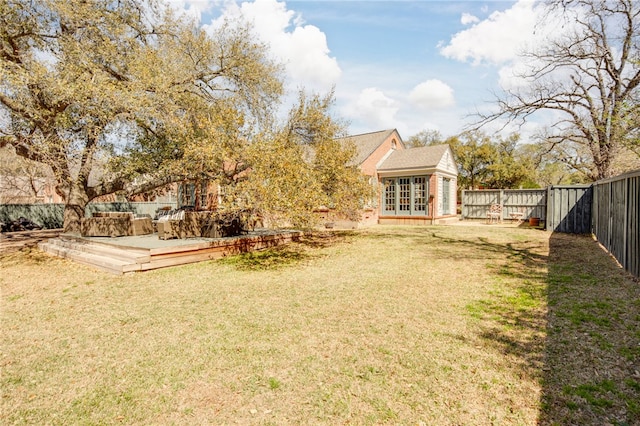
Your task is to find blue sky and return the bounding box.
[175,0,550,140]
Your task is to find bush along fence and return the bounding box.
[461,169,639,279]
[0,201,177,230]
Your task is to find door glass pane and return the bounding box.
[399,178,410,211]
[442,178,450,214]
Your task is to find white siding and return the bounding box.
[436,148,458,176]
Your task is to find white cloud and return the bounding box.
[440,0,539,66]
[409,80,455,110]
[460,13,479,25]
[204,0,341,92]
[345,88,400,131]
[162,0,216,23]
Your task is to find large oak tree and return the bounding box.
[0,0,282,232]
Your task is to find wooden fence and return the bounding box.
[592,170,640,279]
[462,171,639,279]
[461,189,547,221]
[546,185,593,234]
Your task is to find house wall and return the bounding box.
[437,148,458,176]
[360,131,404,177]
[430,174,439,216]
[0,175,65,204]
[376,172,457,225]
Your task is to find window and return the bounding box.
[383,176,429,216]
[384,180,396,213]
[179,181,209,209]
[398,178,411,212]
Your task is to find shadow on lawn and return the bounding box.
[430,230,549,385]
[221,227,639,425]
[427,228,639,425]
[218,231,356,270]
[539,233,640,426]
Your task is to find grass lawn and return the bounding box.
[1,225,638,425]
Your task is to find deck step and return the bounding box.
[39,241,134,275]
[46,237,149,264]
[38,230,302,274]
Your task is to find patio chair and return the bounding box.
[486,204,503,224]
[157,210,208,240]
[156,210,185,240]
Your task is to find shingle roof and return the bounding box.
[336,129,399,165]
[378,144,450,171]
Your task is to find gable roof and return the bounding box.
[336,129,401,166]
[377,144,451,172]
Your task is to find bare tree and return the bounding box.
[478,0,640,180]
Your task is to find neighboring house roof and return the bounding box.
[377,144,455,173]
[336,129,402,166]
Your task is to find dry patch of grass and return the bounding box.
[1,225,637,425]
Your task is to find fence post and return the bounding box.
[546,186,551,231]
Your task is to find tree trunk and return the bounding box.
[62,184,90,234]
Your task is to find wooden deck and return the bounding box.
[38,229,302,275]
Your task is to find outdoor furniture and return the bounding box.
[157,210,208,240]
[155,209,258,240]
[486,204,503,224]
[509,209,525,224]
[81,212,153,237]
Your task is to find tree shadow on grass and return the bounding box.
[427,231,551,386]
[218,231,357,271]
[540,233,640,426]
[428,228,639,425]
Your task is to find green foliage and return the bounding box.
[233,91,374,228]
[0,0,283,231]
[405,129,444,148]
[484,134,536,189]
[443,130,536,189]
[444,131,494,189]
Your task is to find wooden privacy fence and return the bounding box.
[462,186,596,232]
[592,170,640,279]
[462,187,593,232]
[461,189,547,221]
[546,185,593,234]
[462,170,639,279]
